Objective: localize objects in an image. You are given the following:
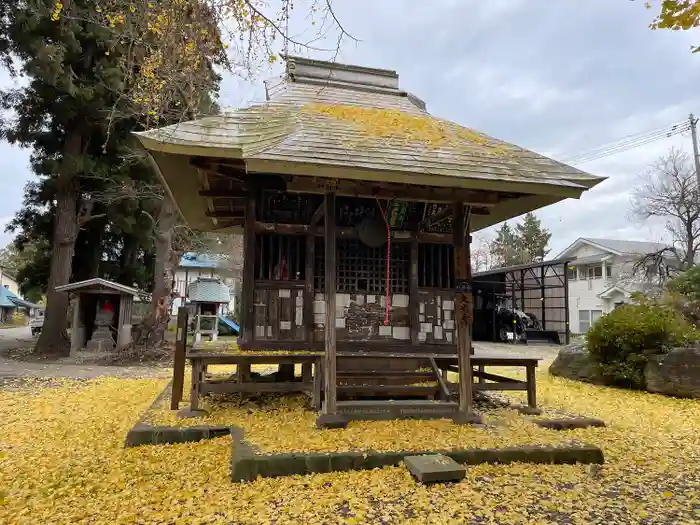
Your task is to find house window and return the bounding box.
[579,309,603,333]
[567,267,577,280]
[578,310,590,333]
[606,264,612,278]
[593,266,603,279]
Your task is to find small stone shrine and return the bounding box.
[55,278,138,354]
[187,277,231,344]
[86,299,116,351]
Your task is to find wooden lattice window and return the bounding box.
[313,239,410,293]
[314,238,325,292]
[337,239,409,294]
[418,243,454,288]
[254,234,306,281]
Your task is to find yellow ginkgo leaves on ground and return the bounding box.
[146,386,579,453]
[1,371,700,524]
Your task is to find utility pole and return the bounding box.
[690,113,700,188]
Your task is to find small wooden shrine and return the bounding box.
[188,277,231,343]
[136,56,603,425]
[55,278,138,353]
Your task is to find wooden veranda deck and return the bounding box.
[170,313,542,420]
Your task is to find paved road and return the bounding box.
[473,341,560,362]
[0,326,34,350]
[0,326,168,380]
[0,326,558,381]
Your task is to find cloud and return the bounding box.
[2,0,700,260]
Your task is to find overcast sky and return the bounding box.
[1,0,699,256]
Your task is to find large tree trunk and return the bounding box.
[116,233,139,286]
[134,197,177,347]
[35,132,82,356]
[72,211,105,282]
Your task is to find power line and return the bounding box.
[568,124,689,165]
[559,120,687,163]
[559,120,690,165]
[562,122,685,163]
[561,121,690,164]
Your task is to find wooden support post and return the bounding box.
[302,362,313,382]
[241,192,256,345]
[409,235,419,346]
[564,262,571,345]
[540,264,546,333]
[313,359,322,410]
[526,365,537,409]
[237,363,251,383]
[316,191,346,428]
[452,202,480,425]
[304,234,315,343]
[179,358,208,417]
[170,307,189,410]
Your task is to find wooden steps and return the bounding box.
[337,384,439,399]
[336,400,458,420]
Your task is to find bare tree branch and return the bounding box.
[630,147,700,271]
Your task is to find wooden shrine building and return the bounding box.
[55,278,137,354]
[136,56,604,426]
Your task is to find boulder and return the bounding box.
[548,344,599,383]
[644,346,700,399]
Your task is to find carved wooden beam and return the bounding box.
[198,189,246,198]
[309,200,325,226]
[419,205,453,230]
[253,221,454,243]
[285,176,501,206]
[191,156,246,170]
[205,210,245,219]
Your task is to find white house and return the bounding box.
[171,252,240,316]
[555,238,668,334]
[0,266,20,296]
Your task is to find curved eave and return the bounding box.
[135,134,244,160]
[145,151,599,235]
[138,137,596,198]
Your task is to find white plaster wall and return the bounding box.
[0,271,20,296]
[313,293,413,341]
[567,250,647,333]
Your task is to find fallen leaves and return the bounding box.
[0,370,699,524]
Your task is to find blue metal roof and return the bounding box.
[178,252,219,269]
[0,287,42,309]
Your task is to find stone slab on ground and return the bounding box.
[404,454,466,483]
[645,346,700,399]
[229,441,605,483]
[534,418,606,430]
[548,344,600,383]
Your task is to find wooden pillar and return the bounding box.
[564,262,571,345]
[540,264,546,333]
[323,192,337,414]
[409,235,419,346]
[241,193,256,345]
[453,202,480,424]
[304,234,315,344]
[70,294,82,353]
[316,190,346,428]
[171,306,189,410]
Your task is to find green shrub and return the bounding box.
[586,302,700,389]
[668,265,700,301]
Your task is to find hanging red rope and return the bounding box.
[375,197,391,325]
